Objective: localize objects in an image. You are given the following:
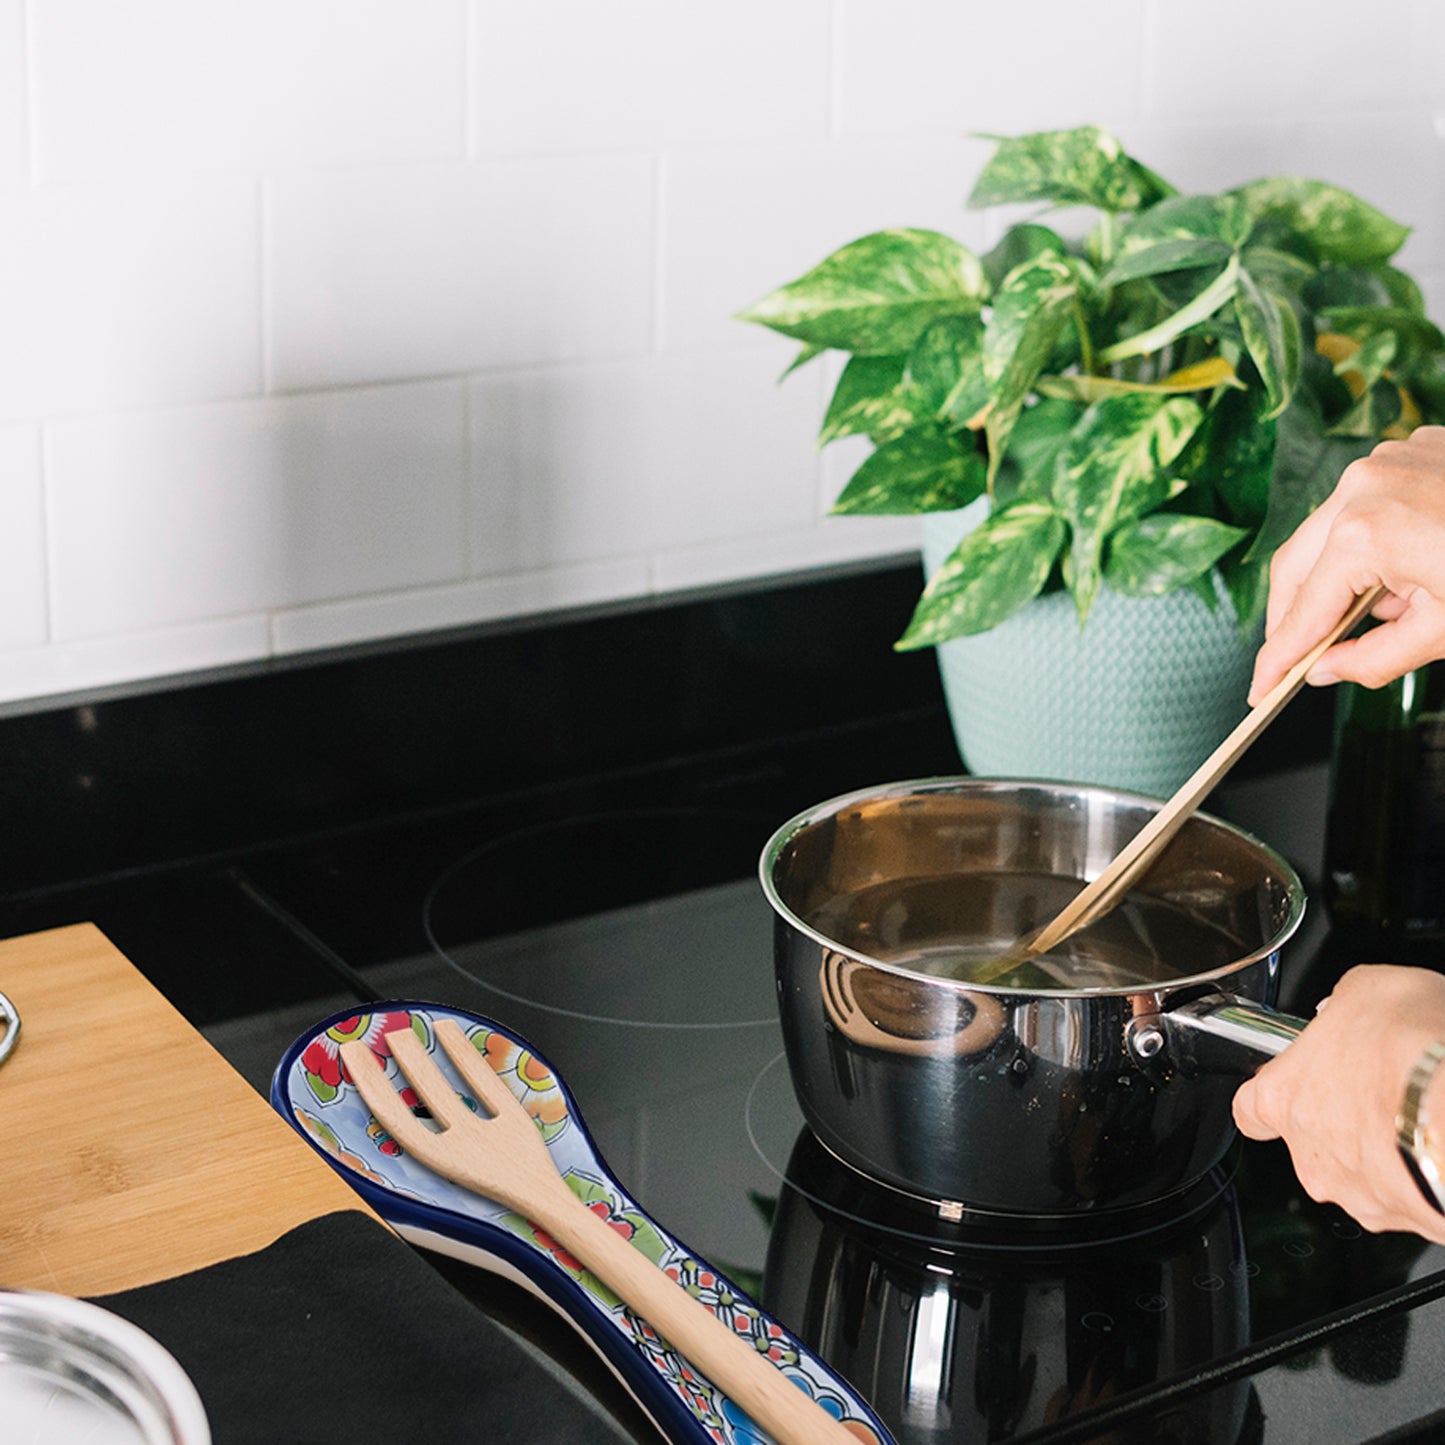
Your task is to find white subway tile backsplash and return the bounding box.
[469,0,830,154]
[0,175,261,424]
[267,156,654,393]
[662,135,992,354]
[836,0,1148,136]
[271,558,651,657]
[469,348,823,573]
[0,425,45,650]
[0,615,270,707]
[1149,0,1415,117]
[47,381,467,640]
[0,0,25,189]
[29,0,466,183]
[0,0,1437,707]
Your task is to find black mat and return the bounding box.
[93,1210,644,1444]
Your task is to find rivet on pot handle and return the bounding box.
[0,988,20,1069]
[1127,992,1307,1076]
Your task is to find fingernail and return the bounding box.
[1310,670,1340,688]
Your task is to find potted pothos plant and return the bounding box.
[739,124,1445,794]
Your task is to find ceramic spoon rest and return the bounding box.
[271,999,893,1445]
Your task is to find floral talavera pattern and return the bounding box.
[286,1006,886,1445]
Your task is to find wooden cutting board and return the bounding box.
[0,922,376,1295]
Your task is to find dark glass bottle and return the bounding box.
[1324,663,1445,936]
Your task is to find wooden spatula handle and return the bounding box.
[1022,583,1388,960]
[526,1180,861,1445]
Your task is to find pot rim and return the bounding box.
[758,774,1306,999]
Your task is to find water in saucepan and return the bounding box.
[806,871,1248,990]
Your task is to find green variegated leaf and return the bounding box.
[896,501,1065,648]
[904,314,990,427]
[830,429,985,515]
[1334,331,1398,390]
[1236,269,1301,419]
[1054,394,1205,621]
[982,256,1077,481]
[1403,361,1445,424]
[1105,513,1248,596]
[1096,253,1240,365]
[1221,552,1270,630]
[1376,264,1427,314]
[1173,387,1277,528]
[1328,375,1404,438]
[1319,306,1445,366]
[819,355,914,444]
[1102,236,1233,287]
[981,223,1068,293]
[1114,193,1251,259]
[1304,264,1394,312]
[1239,245,1316,300]
[779,343,825,379]
[969,126,1175,213]
[1246,395,1372,563]
[1189,572,1221,611]
[1232,177,1410,264]
[1006,398,1083,496]
[737,229,986,354]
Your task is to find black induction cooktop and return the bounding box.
[3,560,1442,1444]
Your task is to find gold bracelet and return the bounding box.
[1396,1038,1445,1216]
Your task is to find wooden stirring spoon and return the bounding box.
[973,584,1387,985]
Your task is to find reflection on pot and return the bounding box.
[762,1130,1260,1445]
[819,951,1007,1059]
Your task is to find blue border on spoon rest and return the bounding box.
[270,999,894,1445]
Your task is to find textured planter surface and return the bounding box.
[922,506,1260,800]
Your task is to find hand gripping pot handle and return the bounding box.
[1131,992,1445,1219]
[1128,992,1307,1075]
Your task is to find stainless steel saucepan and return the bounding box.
[759,777,1308,1215]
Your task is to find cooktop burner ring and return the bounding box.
[421,805,783,1030]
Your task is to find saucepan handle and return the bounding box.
[1128,991,1307,1074]
[1136,990,1445,1219]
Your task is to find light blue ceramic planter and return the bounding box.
[921,502,1262,800]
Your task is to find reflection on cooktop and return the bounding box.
[764,1130,1256,1445]
[745,1049,1241,1250]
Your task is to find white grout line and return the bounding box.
[461,375,477,576]
[20,0,38,186]
[258,175,273,396]
[35,423,53,644]
[1138,0,1161,119]
[826,0,845,140]
[650,151,668,355]
[462,0,477,161]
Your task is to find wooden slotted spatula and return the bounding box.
[973,584,1387,984]
[340,1020,863,1445]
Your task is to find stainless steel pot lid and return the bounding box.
[0,1288,209,1444]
